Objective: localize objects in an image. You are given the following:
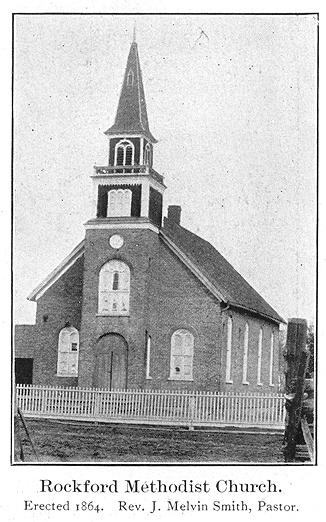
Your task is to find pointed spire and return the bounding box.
[105,41,157,143]
[133,23,136,43]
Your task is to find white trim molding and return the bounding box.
[140,178,150,218]
[84,221,159,233]
[105,133,154,142]
[91,175,166,196]
[114,139,135,166]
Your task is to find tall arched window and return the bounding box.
[225,317,233,383]
[169,329,194,381]
[57,326,79,377]
[144,143,151,166]
[269,331,274,386]
[257,328,263,385]
[107,189,132,217]
[98,260,130,315]
[242,323,249,384]
[114,140,134,166]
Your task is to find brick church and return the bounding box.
[15,37,284,393]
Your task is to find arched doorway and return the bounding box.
[93,334,127,389]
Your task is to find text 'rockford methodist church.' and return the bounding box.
[15,35,284,393]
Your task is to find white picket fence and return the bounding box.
[16,385,286,429]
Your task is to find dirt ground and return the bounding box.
[14,418,284,464]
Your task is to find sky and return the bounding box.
[13,14,317,325]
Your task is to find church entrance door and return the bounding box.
[94,334,127,389]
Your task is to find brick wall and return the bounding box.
[21,229,281,393]
[144,239,222,391]
[31,255,84,386]
[14,325,36,358]
[79,228,222,392]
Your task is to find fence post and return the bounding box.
[41,387,46,414]
[188,394,195,431]
[94,389,100,418]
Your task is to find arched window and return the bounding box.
[127,69,134,86]
[145,332,152,380]
[269,331,274,386]
[114,140,134,166]
[169,329,194,381]
[257,328,263,385]
[107,188,132,217]
[57,326,79,377]
[144,143,151,166]
[225,317,233,383]
[98,260,130,315]
[242,323,249,384]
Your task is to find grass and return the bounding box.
[14,417,284,464]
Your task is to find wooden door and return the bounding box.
[94,334,127,389]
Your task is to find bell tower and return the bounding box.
[79,35,166,388]
[86,36,165,232]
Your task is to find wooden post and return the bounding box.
[285,318,307,393]
[283,318,309,462]
[18,408,39,461]
[14,382,25,462]
[13,376,22,461]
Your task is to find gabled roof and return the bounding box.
[105,41,157,143]
[28,224,284,324]
[161,221,284,324]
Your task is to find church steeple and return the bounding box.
[105,40,157,144]
[88,38,165,231]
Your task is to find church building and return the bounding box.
[15,37,284,393]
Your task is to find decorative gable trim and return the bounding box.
[160,231,227,303]
[27,240,85,302]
